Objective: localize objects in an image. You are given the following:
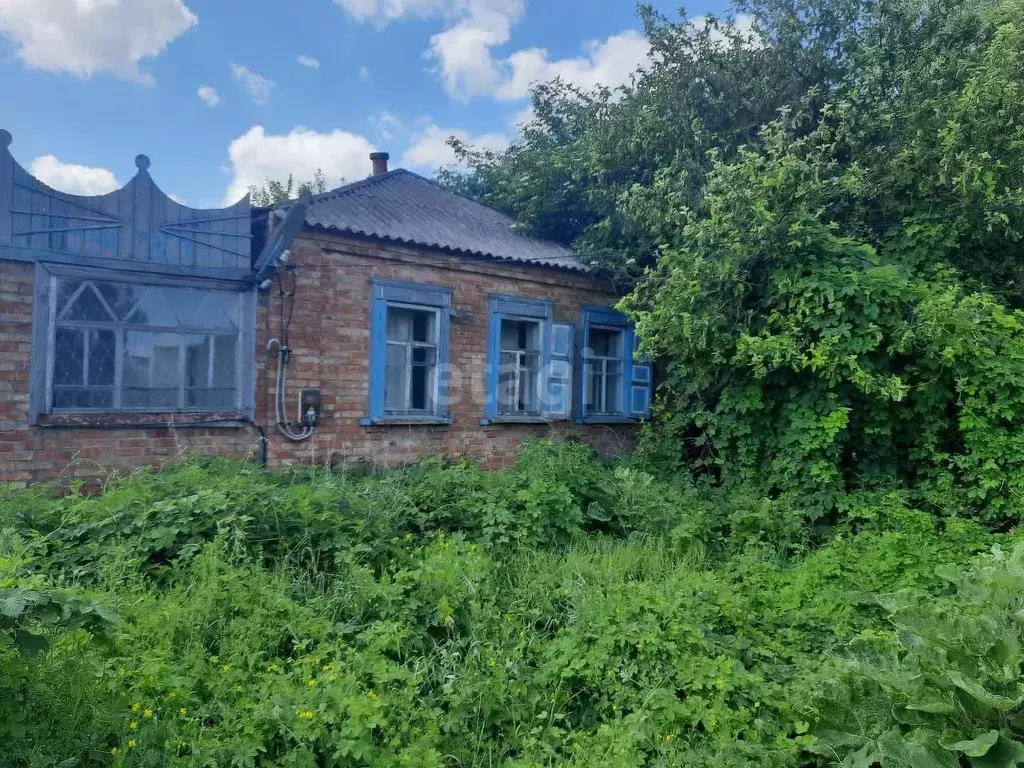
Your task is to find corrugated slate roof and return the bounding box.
[293,169,588,272]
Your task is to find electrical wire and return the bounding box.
[267,268,315,442]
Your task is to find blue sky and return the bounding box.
[0,0,729,209]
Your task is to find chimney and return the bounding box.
[370,151,389,176]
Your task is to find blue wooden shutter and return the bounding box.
[545,322,574,419]
[629,332,652,418]
[368,296,388,420]
[436,308,451,417]
[484,304,501,420]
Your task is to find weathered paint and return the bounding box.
[0,131,251,275]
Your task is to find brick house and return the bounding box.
[0,131,651,484]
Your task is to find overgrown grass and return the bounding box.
[1,442,1021,767]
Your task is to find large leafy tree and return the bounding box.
[451,0,1024,522]
[627,0,1024,520]
[444,0,875,273]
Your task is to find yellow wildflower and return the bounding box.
[127,740,136,749]
[222,664,231,672]
[367,690,378,700]
[307,678,318,688]
[111,747,119,755]
[143,709,153,719]
[131,703,140,712]
[167,691,176,699]
[179,708,187,717]
[129,721,138,730]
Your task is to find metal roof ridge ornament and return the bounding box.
[0,129,253,273]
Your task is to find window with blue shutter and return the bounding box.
[484,295,574,423]
[580,306,652,422]
[629,335,653,418]
[546,322,575,419]
[363,280,452,425]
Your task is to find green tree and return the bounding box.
[250,169,329,207]
[626,0,1024,521]
[443,0,879,274]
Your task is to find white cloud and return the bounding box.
[297,54,320,68]
[30,155,120,196]
[428,4,522,100]
[231,63,275,104]
[197,85,219,106]
[370,111,405,141]
[333,0,646,101]
[334,0,471,25]
[495,29,650,100]
[358,65,371,80]
[400,123,507,171]
[0,0,196,82]
[223,125,376,205]
[168,193,186,205]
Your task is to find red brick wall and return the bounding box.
[0,260,262,484]
[0,234,635,485]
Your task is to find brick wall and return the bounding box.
[0,233,636,485]
[0,260,262,484]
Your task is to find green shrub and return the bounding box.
[813,544,1024,766]
[0,446,1017,766]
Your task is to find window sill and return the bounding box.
[359,416,452,427]
[480,416,564,426]
[578,415,643,425]
[36,411,249,429]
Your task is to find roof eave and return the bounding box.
[300,223,597,276]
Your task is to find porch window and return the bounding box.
[44,275,246,413]
[580,307,652,422]
[365,280,451,424]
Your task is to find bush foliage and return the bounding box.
[3,446,1023,766]
[449,0,1024,524]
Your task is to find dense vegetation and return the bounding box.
[449,0,1024,524]
[3,445,1024,767]
[7,0,1024,765]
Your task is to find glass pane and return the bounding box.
[169,289,239,330]
[384,343,408,412]
[125,287,178,327]
[411,345,437,366]
[212,335,237,389]
[606,373,623,413]
[387,307,435,343]
[185,335,210,388]
[53,327,84,386]
[187,388,235,409]
[62,282,114,322]
[87,329,116,386]
[501,319,540,352]
[55,280,82,317]
[53,387,113,409]
[96,282,143,320]
[410,362,433,411]
[589,328,622,358]
[184,335,237,409]
[497,352,517,414]
[521,355,540,413]
[586,365,602,410]
[123,331,181,409]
